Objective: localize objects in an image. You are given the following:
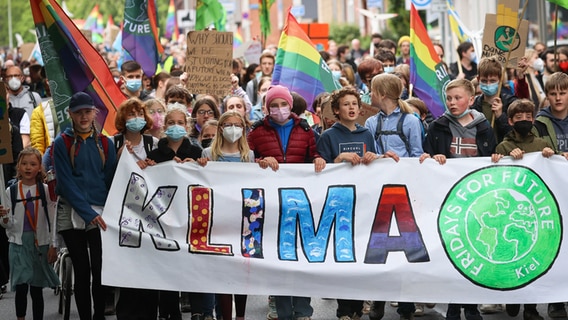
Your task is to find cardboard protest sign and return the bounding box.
[185,31,233,97]
[0,83,13,164]
[357,102,379,126]
[481,0,528,68]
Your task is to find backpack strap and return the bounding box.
[298,119,311,132]
[9,182,50,232]
[252,78,259,106]
[374,113,410,155]
[27,91,38,108]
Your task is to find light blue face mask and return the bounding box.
[480,82,499,96]
[164,124,187,141]
[125,79,142,92]
[125,117,147,132]
[384,66,395,73]
[332,70,342,81]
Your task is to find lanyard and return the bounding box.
[19,182,39,246]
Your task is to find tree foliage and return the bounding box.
[0,0,170,48]
[329,24,361,46]
[386,0,411,39]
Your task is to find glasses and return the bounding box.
[222,122,243,128]
[197,109,214,116]
[365,72,383,82]
[4,74,21,79]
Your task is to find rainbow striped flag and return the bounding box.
[233,28,243,48]
[30,0,125,135]
[122,0,164,77]
[83,4,99,31]
[410,4,450,118]
[165,0,175,39]
[273,11,341,111]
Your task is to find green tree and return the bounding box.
[329,24,361,46]
[386,0,410,40]
[0,0,170,49]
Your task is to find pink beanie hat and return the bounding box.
[265,85,293,107]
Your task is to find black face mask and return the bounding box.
[513,120,533,136]
[201,138,213,149]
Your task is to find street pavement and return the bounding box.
[0,290,555,320]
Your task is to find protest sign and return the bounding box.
[481,0,529,67]
[185,31,233,97]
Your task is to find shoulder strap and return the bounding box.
[252,78,259,105]
[114,133,124,154]
[142,134,154,154]
[298,119,311,132]
[37,182,50,233]
[397,113,410,155]
[27,91,38,108]
[9,184,17,216]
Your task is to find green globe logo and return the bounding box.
[439,166,561,290]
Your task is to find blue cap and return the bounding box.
[69,92,95,112]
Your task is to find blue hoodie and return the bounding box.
[316,122,377,163]
[536,107,568,152]
[53,127,116,224]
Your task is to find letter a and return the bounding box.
[364,185,430,263]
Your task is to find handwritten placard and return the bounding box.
[0,83,13,164]
[185,31,233,97]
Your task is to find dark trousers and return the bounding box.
[60,228,106,320]
[15,284,43,319]
[337,299,364,318]
[116,287,159,320]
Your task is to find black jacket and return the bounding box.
[146,137,202,164]
[471,92,516,143]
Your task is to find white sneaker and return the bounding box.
[415,304,425,317]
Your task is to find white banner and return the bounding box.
[102,152,568,303]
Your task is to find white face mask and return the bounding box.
[469,51,477,62]
[8,77,21,91]
[533,58,545,73]
[222,125,243,143]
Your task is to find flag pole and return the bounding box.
[491,0,528,128]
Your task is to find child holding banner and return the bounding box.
[420,79,496,320]
[201,111,254,320]
[316,87,378,320]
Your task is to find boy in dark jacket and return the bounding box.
[491,99,554,163]
[471,56,517,143]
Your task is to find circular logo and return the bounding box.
[494,26,521,52]
[438,166,562,290]
[412,0,432,6]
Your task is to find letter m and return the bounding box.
[119,173,179,251]
[278,186,355,263]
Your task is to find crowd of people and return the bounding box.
[0,29,567,320]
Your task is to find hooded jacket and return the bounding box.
[533,107,568,153]
[317,122,377,163]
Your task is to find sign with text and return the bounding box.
[102,152,568,303]
[481,0,528,68]
[0,83,13,164]
[184,31,233,97]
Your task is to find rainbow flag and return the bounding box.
[410,4,450,118]
[30,0,125,135]
[549,0,568,9]
[165,0,175,39]
[83,4,98,31]
[122,0,164,77]
[446,0,469,43]
[273,11,341,111]
[233,28,243,48]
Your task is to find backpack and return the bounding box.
[374,113,410,155]
[113,133,154,156]
[9,181,50,232]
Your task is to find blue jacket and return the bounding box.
[54,127,116,224]
[317,122,377,163]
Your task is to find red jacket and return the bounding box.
[247,114,320,164]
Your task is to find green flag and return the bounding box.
[549,0,568,9]
[195,0,224,30]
